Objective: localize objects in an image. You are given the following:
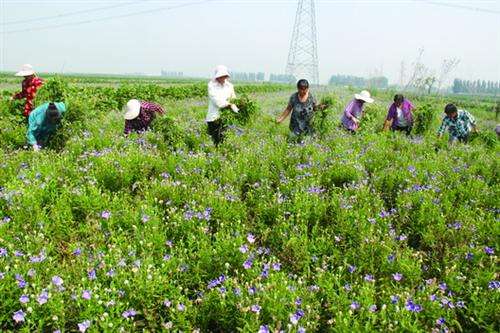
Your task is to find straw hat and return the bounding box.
[354,90,374,103]
[123,99,141,120]
[214,65,230,79]
[15,64,35,77]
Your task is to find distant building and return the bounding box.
[161,70,184,78]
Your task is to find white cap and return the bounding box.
[15,64,35,77]
[354,90,374,103]
[214,65,230,79]
[123,99,141,120]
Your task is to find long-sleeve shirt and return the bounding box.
[341,99,364,131]
[27,102,66,145]
[206,80,236,122]
[437,110,476,139]
[124,101,165,135]
[386,99,414,129]
[13,76,44,116]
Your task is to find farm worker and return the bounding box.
[276,79,326,136]
[437,103,477,143]
[495,124,500,137]
[27,102,66,151]
[383,94,414,135]
[11,64,44,117]
[123,99,165,134]
[340,90,374,133]
[206,65,239,146]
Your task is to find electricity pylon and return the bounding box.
[286,0,319,85]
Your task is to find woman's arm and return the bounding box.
[276,105,292,123]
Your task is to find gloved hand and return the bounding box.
[33,144,41,152]
[230,104,239,113]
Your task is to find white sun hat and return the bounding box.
[354,90,374,103]
[123,99,141,120]
[214,65,230,79]
[15,64,36,77]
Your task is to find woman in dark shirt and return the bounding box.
[276,79,325,136]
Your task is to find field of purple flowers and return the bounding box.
[0,79,498,332]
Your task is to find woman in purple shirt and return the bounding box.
[341,90,374,133]
[383,94,414,135]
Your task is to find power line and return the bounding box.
[2,0,214,34]
[3,0,149,26]
[417,0,500,15]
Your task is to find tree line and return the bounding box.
[452,79,500,95]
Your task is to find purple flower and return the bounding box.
[369,304,378,312]
[82,290,92,300]
[13,310,25,323]
[73,248,82,256]
[88,269,96,280]
[344,283,352,292]
[258,325,270,333]
[251,304,261,314]
[298,327,306,333]
[141,214,150,223]
[243,259,253,269]
[163,299,172,307]
[436,317,446,326]
[37,290,49,305]
[248,286,257,295]
[488,280,500,290]
[392,273,403,281]
[272,262,281,271]
[350,301,360,310]
[387,254,395,262]
[348,265,356,273]
[429,294,438,302]
[368,218,376,224]
[106,269,115,277]
[78,320,91,332]
[52,276,64,287]
[247,233,256,244]
[405,299,423,312]
[456,300,465,308]
[14,250,24,257]
[295,298,302,306]
[439,282,447,291]
[239,244,249,253]
[233,287,242,296]
[465,252,473,260]
[484,247,494,255]
[307,186,325,194]
[390,295,399,304]
[364,274,375,282]
[163,254,171,261]
[0,248,7,257]
[101,210,111,219]
[177,303,185,312]
[19,294,29,304]
[122,308,137,319]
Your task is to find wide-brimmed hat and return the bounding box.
[123,99,141,120]
[354,90,374,103]
[214,65,230,79]
[15,64,35,77]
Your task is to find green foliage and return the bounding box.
[0,78,498,332]
[414,103,437,135]
[221,95,259,126]
[34,76,69,104]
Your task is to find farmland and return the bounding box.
[0,76,498,332]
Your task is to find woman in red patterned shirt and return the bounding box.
[123,99,165,135]
[11,64,44,117]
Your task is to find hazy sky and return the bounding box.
[1,0,499,84]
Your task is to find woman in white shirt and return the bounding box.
[206,65,239,146]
